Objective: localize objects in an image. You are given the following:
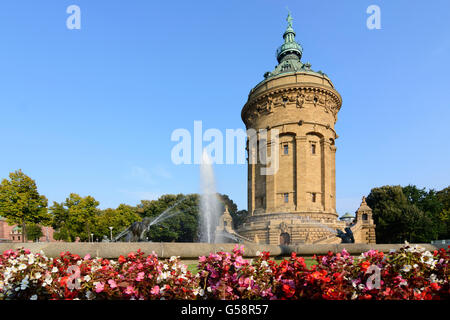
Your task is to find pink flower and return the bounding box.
[342,248,349,257]
[125,286,135,295]
[235,256,247,267]
[136,272,145,282]
[84,254,91,261]
[95,282,105,293]
[151,285,160,295]
[108,279,117,289]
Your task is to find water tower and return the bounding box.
[238,13,375,245]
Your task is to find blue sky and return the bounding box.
[0,0,449,215]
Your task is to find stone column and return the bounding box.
[330,145,337,212]
[265,139,276,212]
[247,142,256,215]
[322,140,331,212]
[296,135,307,211]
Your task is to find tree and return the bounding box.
[94,204,141,240]
[436,186,450,239]
[0,170,49,242]
[25,223,43,241]
[366,185,439,243]
[402,185,443,240]
[50,193,100,242]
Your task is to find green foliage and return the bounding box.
[94,204,141,240]
[25,223,43,241]
[437,187,450,239]
[367,185,450,243]
[0,170,49,241]
[50,193,100,242]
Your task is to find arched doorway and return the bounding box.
[280,232,291,245]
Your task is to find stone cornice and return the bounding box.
[248,82,342,106]
[241,84,342,126]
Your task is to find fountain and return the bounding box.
[199,149,221,243]
[113,197,186,242]
[114,148,225,244]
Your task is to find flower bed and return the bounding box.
[0,244,448,300]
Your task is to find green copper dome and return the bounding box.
[276,12,303,63]
[260,12,328,82]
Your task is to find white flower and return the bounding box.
[163,264,168,270]
[43,276,52,286]
[51,267,58,273]
[34,272,42,280]
[28,256,35,265]
[401,265,412,273]
[85,291,95,300]
[20,277,29,290]
[430,274,438,283]
[30,294,38,300]
[18,264,27,271]
[261,260,269,268]
[84,275,91,282]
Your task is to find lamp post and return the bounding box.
[90,233,94,243]
[109,227,113,241]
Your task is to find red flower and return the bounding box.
[59,276,69,287]
[282,284,295,298]
[118,255,126,263]
[360,261,371,272]
[430,283,440,291]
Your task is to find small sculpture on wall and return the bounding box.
[336,227,355,243]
